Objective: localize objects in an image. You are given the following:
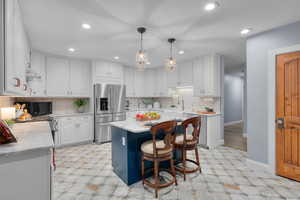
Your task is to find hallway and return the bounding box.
[224,122,247,152]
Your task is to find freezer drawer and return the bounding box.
[113,113,126,122]
[95,123,111,143]
[95,114,113,123]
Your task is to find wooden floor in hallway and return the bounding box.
[224,122,247,152]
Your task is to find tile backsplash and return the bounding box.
[127,96,221,113]
[14,98,91,114]
[0,96,14,108]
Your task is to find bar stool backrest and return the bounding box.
[181,117,201,145]
[150,120,177,157]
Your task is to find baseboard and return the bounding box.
[224,120,243,126]
[246,158,273,173]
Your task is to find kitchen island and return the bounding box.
[0,122,53,200]
[110,111,198,185]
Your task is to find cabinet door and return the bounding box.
[134,71,144,97]
[124,67,135,97]
[144,70,155,97]
[156,68,169,97]
[93,61,110,77]
[166,68,178,88]
[46,57,70,96]
[77,116,93,142]
[69,60,90,97]
[59,118,75,145]
[178,61,193,86]
[110,63,123,79]
[4,0,27,95]
[193,58,206,96]
[29,51,46,96]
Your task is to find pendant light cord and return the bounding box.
[170,42,173,59]
[140,33,143,51]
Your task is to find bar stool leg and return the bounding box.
[170,158,177,185]
[195,147,202,173]
[182,149,186,181]
[141,156,145,185]
[154,160,159,198]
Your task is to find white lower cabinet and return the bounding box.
[56,115,93,147]
[199,115,223,149]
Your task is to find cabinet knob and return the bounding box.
[13,77,21,87]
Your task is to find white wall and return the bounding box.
[224,73,243,124]
[247,20,300,164]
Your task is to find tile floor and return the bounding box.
[224,122,247,152]
[54,143,300,200]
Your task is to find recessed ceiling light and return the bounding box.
[114,56,119,60]
[68,48,75,52]
[241,28,252,35]
[178,50,185,55]
[204,2,219,11]
[81,23,91,29]
[146,61,151,65]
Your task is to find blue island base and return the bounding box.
[111,126,182,185]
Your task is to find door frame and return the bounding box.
[268,44,300,174]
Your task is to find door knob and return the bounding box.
[276,118,284,129]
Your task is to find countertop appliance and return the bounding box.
[94,84,126,143]
[15,102,52,117]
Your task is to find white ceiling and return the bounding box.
[19,0,300,69]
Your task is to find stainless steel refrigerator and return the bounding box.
[94,84,126,143]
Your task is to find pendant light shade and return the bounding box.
[136,27,149,71]
[165,38,176,72]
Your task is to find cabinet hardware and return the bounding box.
[122,137,126,146]
[13,77,21,87]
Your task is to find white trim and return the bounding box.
[246,158,272,173]
[268,44,300,175]
[224,120,243,126]
[243,132,247,138]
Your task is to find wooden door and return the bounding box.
[276,51,300,181]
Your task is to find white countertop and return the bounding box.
[50,112,93,118]
[0,121,54,156]
[110,111,198,133]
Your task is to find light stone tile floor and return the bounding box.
[54,143,300,200]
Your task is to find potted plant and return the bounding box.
[74,99,87,113]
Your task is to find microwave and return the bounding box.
[16,102,52,117]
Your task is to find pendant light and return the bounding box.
[136,27,149,71]
[165,38,176,72]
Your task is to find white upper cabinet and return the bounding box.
[193,54,222,97]
[156,68,169,97]
[3,0,29,95]
[134,70,145,97]
[46,57,70,96]
[124,67,135,97]
[178,61,193,87]
[69,60,90,97]
[46,56,91,97]
[93,61,123,84]
[28,51,46,96]
[144,69,157,97]
[166,68,178,88]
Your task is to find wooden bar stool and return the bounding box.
[141,120,178,198]
[174,117,202,181]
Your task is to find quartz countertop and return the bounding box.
[0,121,54,156]
[110,111,198,133]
